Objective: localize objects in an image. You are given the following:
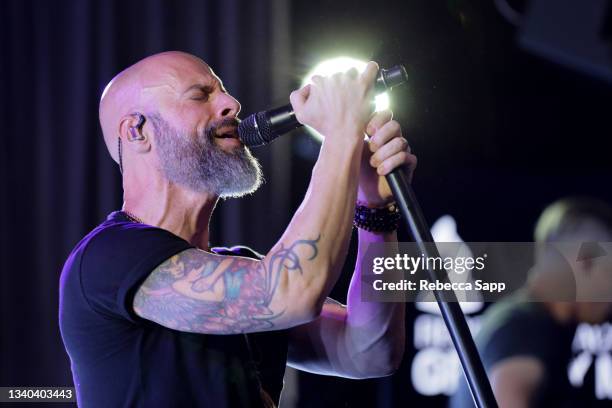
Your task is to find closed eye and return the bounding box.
[191,93,209,101]
[189,86,214,101]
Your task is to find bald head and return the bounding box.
[98,51,259,198]
[99,51,213,163]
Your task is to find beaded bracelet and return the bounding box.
[353,202,401,232]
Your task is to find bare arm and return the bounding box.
[490,357,544,408]
[287,230,405,378]
[134,63,380,334]
[287,112,414,378]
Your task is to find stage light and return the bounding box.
[301,57,390,141]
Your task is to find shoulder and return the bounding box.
[81,212,191,261]
[62,211,193,292]
[477,295,565,368]
[60,211,194,320]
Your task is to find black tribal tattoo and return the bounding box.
[133,236,320,334]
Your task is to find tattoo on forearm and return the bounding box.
[134,236,320,334]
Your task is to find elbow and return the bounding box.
[354,356,403,379]
[274,252,342,326]
[383,344,405,375]
[348,361,400,380]
[371,346,405,377]
[298,293,325,322]
[280,279,325,325]
[351,338,406,379]
[282,270,327,324]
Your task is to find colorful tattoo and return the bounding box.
[133,236,319,334]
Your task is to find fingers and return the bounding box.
[346,67,359,79]
[360,61,379,90]
[368,119,417,176]
[376,151,418,176]
[289,84,311,121]
[369,120,403,153]
[291,61,381,137]
[366,109,393,138]
[370,135,409,167]
[311,75,324,85]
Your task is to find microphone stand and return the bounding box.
[386,169,498,408]
[239,64,498,406]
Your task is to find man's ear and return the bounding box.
[119,112,151,153]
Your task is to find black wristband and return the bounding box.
[353,202,400,232]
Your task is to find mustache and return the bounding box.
[205,117,241,140]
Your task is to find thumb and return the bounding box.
[290,84,311,113]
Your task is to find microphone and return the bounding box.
[238,65,408,148]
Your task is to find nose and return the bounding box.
[217,93,241,118]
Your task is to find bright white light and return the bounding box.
[374,93,390,111]
[301,57,390,141]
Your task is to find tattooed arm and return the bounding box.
[134,237,319,334]
[134,64,380,334]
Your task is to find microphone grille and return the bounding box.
[254,111,275,144]
[237,112,275,148]
[238,114,265,147]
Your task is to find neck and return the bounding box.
[122,176,218,250]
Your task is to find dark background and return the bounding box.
[1,0,610,407]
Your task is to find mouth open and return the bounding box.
[214,127,239,139]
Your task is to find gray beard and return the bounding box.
[150,113,263,198]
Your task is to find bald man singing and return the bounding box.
[59,51,416,407]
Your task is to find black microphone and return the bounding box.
[238,65,408,147]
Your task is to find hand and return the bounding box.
[357,110,417,207]
[289,61,379,139]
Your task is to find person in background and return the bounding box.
[450,197,612,407]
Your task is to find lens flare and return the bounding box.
[301,57,390,141]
